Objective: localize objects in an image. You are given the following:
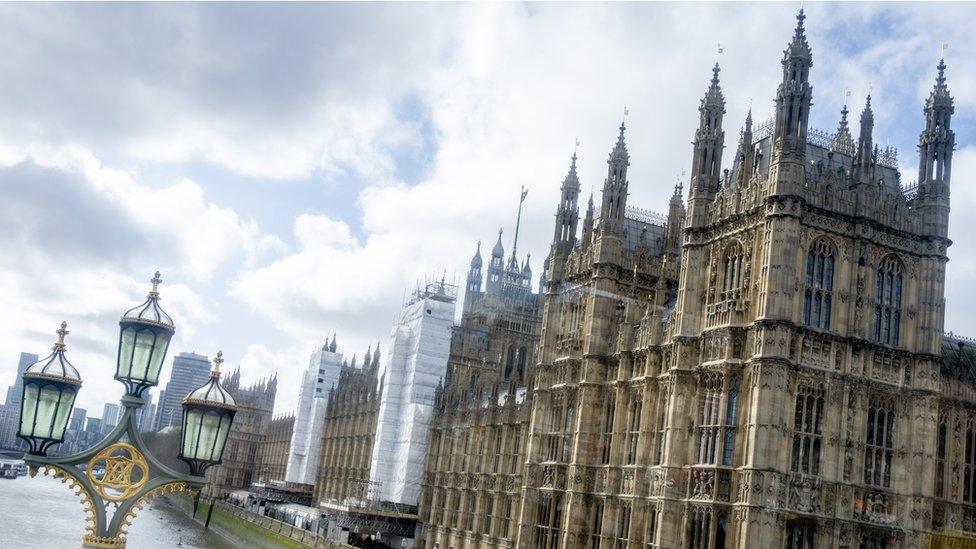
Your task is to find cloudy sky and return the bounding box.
[0,3,974,417]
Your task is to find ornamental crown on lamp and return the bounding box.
[24,321,82,383]
[183,351,236,409]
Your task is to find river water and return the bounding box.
[0,474,235,548]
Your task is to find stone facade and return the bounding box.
[208,367,278,492]
[420,228,542,548]
[315,347,382,507]
[416,10,972,549]
[258,413,295,485]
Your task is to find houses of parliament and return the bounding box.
[418,9,973,549]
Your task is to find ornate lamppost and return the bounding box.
[17,273,238,549]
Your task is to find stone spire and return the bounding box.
[599,122,630,232]
[854,95,875,184]
[372,343,381,369]
[664,182,686,255]
[733,109,755,187]
[785,8,812,62]
[832,103,854,152]
[329,332,337,353]
[581,193,595,251]
[491,229,504,263]
[687,64,726,227]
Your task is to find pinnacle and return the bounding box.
[784,8,812,61]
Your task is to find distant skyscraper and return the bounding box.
[102,403,122,430]
[138,394,156,433]
[285,335,344,485]
[5,352,39,407]
[154,352,211,431]
[0,404,18,449]
[69,407,88,432]
[85,417,102,436]
[369,278,457,506]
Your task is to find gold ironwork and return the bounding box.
[86,442,150,502]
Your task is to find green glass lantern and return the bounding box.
[179,351,237,476]
[116,271,175,398]
[18,322,82,456]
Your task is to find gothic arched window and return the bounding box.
[723,377,740,466]
[873,256,904,346]
[965,421,976,503]
[936,415,947,498]
[562,403,574,462]
[625,398,642,465]
[688,507,711,549]
[696,374,723,464]
[791,384,825,476]
[721,242,745,300]
[803,239,835,330]
[864,396,894,488]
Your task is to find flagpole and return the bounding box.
[512,186,528,262]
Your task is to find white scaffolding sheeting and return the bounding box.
[285,347,343,485]
[369,285,456,506]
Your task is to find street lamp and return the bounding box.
[17,272,239,549]
[115,271,175,398]
[17,322,82,456]
[179,351,238,476]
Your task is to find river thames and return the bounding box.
[0,474,235,548]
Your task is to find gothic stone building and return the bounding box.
[316,346,382,507]
[208,367,278,492]
[420,227,543,548]
[417,10,969,549]
[257,412,295,486]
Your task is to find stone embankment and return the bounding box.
[167,494,351,549]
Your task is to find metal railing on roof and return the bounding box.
[750,117,897,169]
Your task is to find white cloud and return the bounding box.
[2,3,976,416]
[0,140,281,412]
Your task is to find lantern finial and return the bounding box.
[212,351,223,377]
[150,271,162,295]
[55,321,69,349]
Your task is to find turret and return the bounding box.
[687,64,726,227]
[917,59,955,238]
[486,229,504,295]
[463,241,484,312]
[551,153,581,254]
[548,153,581,281]
[770,10,813,194]
[598,122,630,234]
